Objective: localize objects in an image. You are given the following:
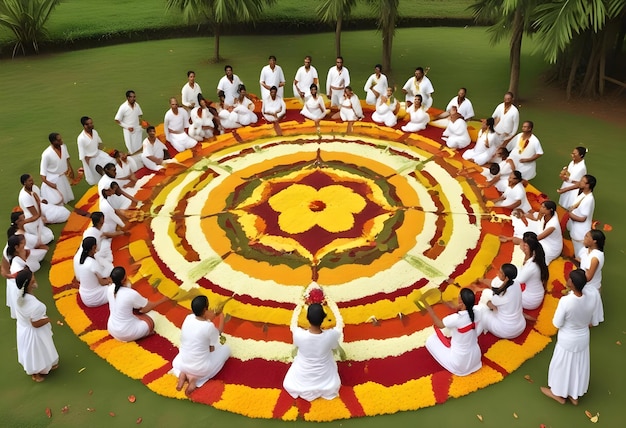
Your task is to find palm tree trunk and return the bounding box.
[214,24,221,62]
[566,48,582,100]
[335,16,343,58]
[508,8,523,98]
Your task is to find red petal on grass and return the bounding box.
[128,395,136,403]
[61,405,69,414]
[136,417,143,424]
[109,412,116,417]
[45,408,52,418]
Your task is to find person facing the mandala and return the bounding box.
[505,120,543,181]
[106,266,170,342]
[494,170,531,213]
[283,302,342,401]
[171,295,231,395]
[423,287,482,376]
[556,146,587,209]
[476,263,526,339]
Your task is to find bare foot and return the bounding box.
[176,373,187,391]
[50,364,59,371]
[540,386,566,404]
[185,377,198,395]
[568,396,579,406]
[31,374,45,382]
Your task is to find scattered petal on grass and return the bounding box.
[109,412,116,417]
[78,367,86,373]
[616,341,622,346]
[61,405,69,414]
[136,417,143,424]
[513,412,518,419]
[88,390,93,395]
[56,320,64,326]
[590,413,599,423]
[128,395,136,403]
[87,408,95,412]
[45,408,52,418]
[476,414,483,422]
[524,374,534,383]
[540,424,546,428]
[585,410,593,418]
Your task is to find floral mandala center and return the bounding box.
[309,200,326,212]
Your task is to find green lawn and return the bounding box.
[0,28,624,428]
[0,0,475,45]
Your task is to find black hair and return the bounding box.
[575,146,586,158]
[91,211,104,227]
[6,234,24,260]
[485,117,495,132]
[542,200,557,216]
[237,84,246,93]
[523,234,549,285]
[494,263,518,296]
[524,120,534,130]
[48,132,60,143]
[310,83,318,91]
[489,162,500,175]
[569,269,587,292]
[8,211,23,238]
[589,229,605,251]
[197,93,205,104]
[187,70,195,77]
[15,268,33,297]
[375,64,383,71]
[20,174,31,185]
[110,266,126,297]
[268,55,276,61]
[191,295,209,317]
[460,288,476,323]
[415,67,424,73]
[224,65,232,71]
[146,125,155,132]
[512,170,523,182]
[126,90,135,98]
[307,303,326,327]
[80,236,97,265]
[270,86,278,92]
[80,116,90,126]
[583,174,596,191]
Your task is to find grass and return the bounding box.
[0,0,475,45]
[0,28,624,427]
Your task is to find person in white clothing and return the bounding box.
[79,211,121,276]
[18,175,57,244]
[216,65,243,106]
[6,211,48,264]
[293,56,319,101]
[164,98,198,152]
[505,121,543,180]
[40,133,75,205]
[363,64,388,105]
[326,57,350,108]
[172,295,231,395]
[442,106,471,149]
[423,288,482,376]
[114,90,144,154]
[262,86,286,122]
[463,118,497,165]
[494,171,531,213]
[5,235,33,318]
[77,116,113,185]
[107,266,170,342]
[476,263,526,339]
[76,237,111,307]
[578,230,605,325]
[230,85,258,126]
[283,302,342,401]
[371,87,399,127]
[557,146,587,209]
[435,87,475,121]
[492,92,519,144]
[300,84,328,127]
[141,126,170,171]
[99,183,127,235]
[215,91,242,130]
[14,269,59,382]
[189,95,218,141]
[259,55,285,100]
[98,164,137,210]
[401,95,430,133]
[540,269,596,405]
[566,174,596,256]
[516,233,549,310]
[402,67,434,109]
[333,86,363,133]
[482,147,515,193]
[181,71,202,109]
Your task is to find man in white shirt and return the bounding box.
[506,120,543,180]
[436,87,475,121]
[262,86,287,122]
[181,71,202,109]
[567,174,596,256]
[114,90,144,154]
[402,67,434,109]
[363,64,388,105]
[293,55,319,101]
[326,56,350,108]
[164,97,198,152]
[77,116,114,185]
[216,65,243,105]
[259,55,285,100]
[492,91,520,144]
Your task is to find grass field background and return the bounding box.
[0,27,624,427]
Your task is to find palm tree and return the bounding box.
[316,0,358,58]
[532,0,626,98]
[366,0,399,75]
[470,0,538,99]
[165,0,275,62]
[0,0,60,57]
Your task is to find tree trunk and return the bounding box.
[581,33,602,97]
[214,24,221,62]
[335,16,343,58]
[566,48,582,100]
[508,8,524,98]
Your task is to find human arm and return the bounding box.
[31,316,51,328]
[584,256,600,283]
[1,256,11,279]
[139,296,170,314]
[520,152,543,163]
[423,300,445,329]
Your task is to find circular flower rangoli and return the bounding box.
[50,110,570,421]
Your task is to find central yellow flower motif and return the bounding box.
[268,184,367,234]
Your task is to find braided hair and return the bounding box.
[522,233,549,285]
[79,237,97,265]
[110,266,126,297]
[15,268,33,297]
[6,234,24,261]
[494,263,518,296]
[460,288,476,322]
[7,211,23,238]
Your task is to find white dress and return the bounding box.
[188,106,215,141]
[163,108,197,152]
[339,94,364,121]
[506,133,543,180]
[106,285,150,342]
[18,187,55,245]
[76,257,109,307]
[262,95,286,122]
[171,314,231,387]
[259,64,285,99]
[463,129,497,165]
[566,192,595,244]
[77,129,114,185]
[495,182,531,212]
[40,145,74,204]
[7,256,31,319]
[371,97,398,127]
[300,95,327,121]
[216,74,243,105]
[363,73,388,105]
[283,327,341,401]
[15,293,59,375]
[181,82,202,108]
[558,160,586,208]
[512,214,563,265]
[547,291,596,400]
[578,248,604,324]
[231,97,258,126]
[478,281,526,339]
[517,257,545,310]
[141,138,168,171]
[446,96,475,120]
[491,103,519,141]
[402,76,434,109]
[425,310,482,376]
[326,66,350,107]
[114,101,144,153]
[401,106,430,132]
[293,66,318,100]
[442,118,471,149]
